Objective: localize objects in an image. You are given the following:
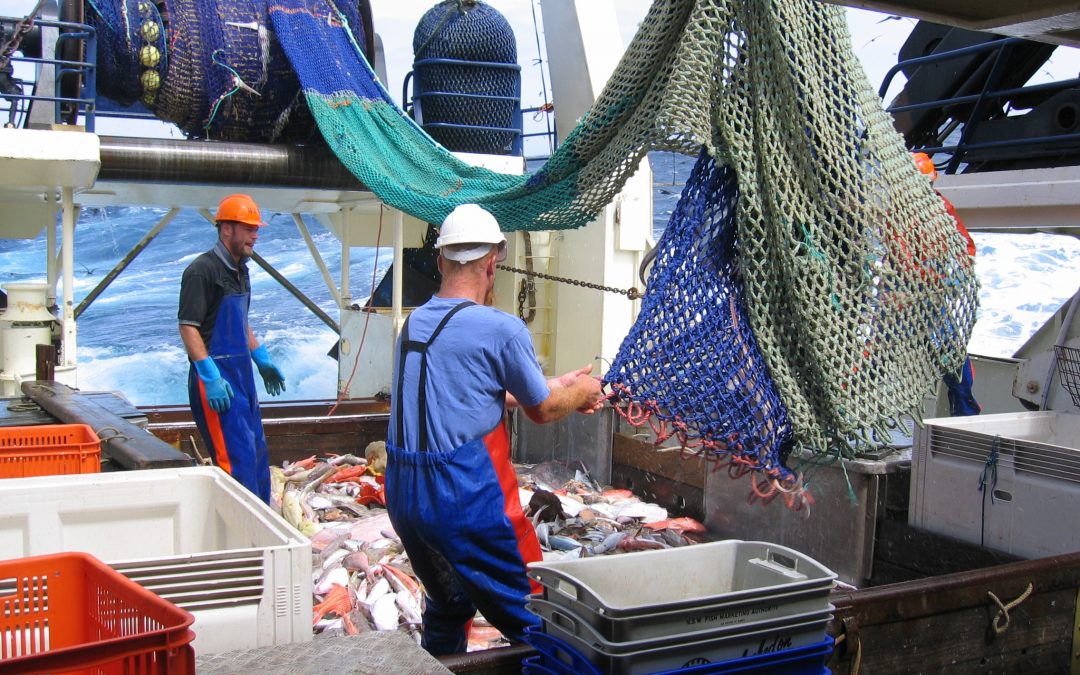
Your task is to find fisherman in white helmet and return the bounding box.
[384,203,604,656]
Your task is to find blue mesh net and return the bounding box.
[605,150,801,501]
[87,0,167,107]
[89,0,353,140]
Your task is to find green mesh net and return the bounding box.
[270,0,979,459]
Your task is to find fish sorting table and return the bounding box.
[194,630,453,674]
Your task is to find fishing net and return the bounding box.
[89,0,348,140]
[605,150,800,501]
[270,0,977,484]
[268,0,693,231]
[87,0,168,107]
[411,0,519,154]
[155,0,337,141]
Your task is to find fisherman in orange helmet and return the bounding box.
[178,194,286,501]
[913,153,981,416]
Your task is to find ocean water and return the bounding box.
[1,150,1079,406]
[0,207,390,405]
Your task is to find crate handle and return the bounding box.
[768,550,798,571]
[530,569,604,610]
[748,554,808,581]
[547,606,580,636]
[553,577,581,602]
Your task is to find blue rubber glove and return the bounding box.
[194,358,234,412]
[251,345,286,396]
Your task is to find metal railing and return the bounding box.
[404,57,524,156]
[1,15,96,131]
[879,37,1080,174]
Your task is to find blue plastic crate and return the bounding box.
[522,655,563,675]
[524,625,833,675]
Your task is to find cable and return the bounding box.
[528,0,554,155]
[327,205,384,416]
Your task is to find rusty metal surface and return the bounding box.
[440,644,534,675]
[611,432,707,488]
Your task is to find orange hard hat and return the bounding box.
[912,152,938,182]
[215,194,267,227]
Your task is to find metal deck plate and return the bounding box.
[195,631,453,674]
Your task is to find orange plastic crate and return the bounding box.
[0,423,101,478]
[0,552,195,674]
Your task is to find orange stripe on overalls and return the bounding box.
[199,378,233,473]
[483,420,544,596]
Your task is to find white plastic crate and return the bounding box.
[911,411,1080,558]
[0,466,311,655]
[527,540,835,642]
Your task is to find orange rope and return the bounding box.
[607,384,814,510]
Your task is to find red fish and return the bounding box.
[643,517,707,534]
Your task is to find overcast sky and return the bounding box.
[2,0,1077,138]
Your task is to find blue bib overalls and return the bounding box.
[385,301,543,655]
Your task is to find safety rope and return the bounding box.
[987,582,1033,635]
[328,205,385,416]
[95,426,132,444]
[833,629,863,675]
[497,263,642,300]
[977,435,1000,547]
[5,400,41,413]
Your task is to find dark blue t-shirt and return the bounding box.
[178,241,250,347]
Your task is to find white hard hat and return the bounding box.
[436,204,507,264]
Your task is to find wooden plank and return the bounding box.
[150,410,388,462]
[611,432,707,489]
[146,403,391,466]
[833,552,1080,622]
[829,553,1080,674]
[20,380,193,470]
[829,589,1073,673]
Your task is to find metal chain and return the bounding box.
[516,275,536,322]
[497,264,642,300]
[515,231,537,323]
[0,0,47,70]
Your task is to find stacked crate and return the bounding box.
[0,466,311,655]
[525,540,836,674]
[0,551,196,674]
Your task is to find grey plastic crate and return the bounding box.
[527,596,833,675]
[526,540,835,642]
[910,411,1080,558]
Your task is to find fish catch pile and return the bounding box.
[272,444,708,650]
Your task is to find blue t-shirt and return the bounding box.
[388,296,550,452]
